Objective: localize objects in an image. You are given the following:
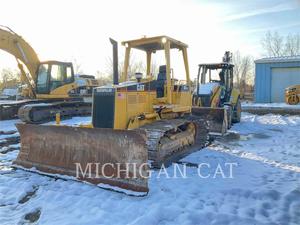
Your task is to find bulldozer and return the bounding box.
[285,84,300,105]
[0,25,99,122]
[192,52,241,135]
[13,36,209,195]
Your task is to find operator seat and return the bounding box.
[156,65,166,98]
[219,71,225,85]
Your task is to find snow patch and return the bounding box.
[0,113,300,224]
[243,102,300,109]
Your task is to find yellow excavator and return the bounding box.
[285,84,300,105]
[192,52,241,135]
[0,25,99,122]
[13,36,209,195]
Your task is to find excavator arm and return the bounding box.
[0,25,40,96]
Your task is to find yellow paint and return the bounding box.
[0,26,100,100]
[110,36,193,130]
[285,84,300,105]
[210,87,221,107]
[230,88,240,105]
[79,124,94,128]
[55,113,61,125]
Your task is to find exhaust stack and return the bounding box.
[109,38,119,85]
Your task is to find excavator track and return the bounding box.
[0,100,43,120]
[18,101,92,123]
[139,116,209,168]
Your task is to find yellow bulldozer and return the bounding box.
[285,84,300,105]
[192,52,241,135]
[0,25,100,122]
[13,36,209,195]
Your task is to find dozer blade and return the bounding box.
[13,124,149,196]
[192,107,228,135]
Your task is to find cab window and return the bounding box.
[66,66,73,82]
[36,64,49,94]
[50,64,73,91]
[50,65,64,91]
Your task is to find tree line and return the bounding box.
[0,68,20,91]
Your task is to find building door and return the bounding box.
[271,67,300,102]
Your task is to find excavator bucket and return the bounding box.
[192,107,228,135]
[13,124,149,196]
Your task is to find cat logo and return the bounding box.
[137,84,145,91]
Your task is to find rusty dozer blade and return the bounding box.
[192,107,228,136]
[13,124,149,196]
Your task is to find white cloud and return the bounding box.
[222,2,295,22]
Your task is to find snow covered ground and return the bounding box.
[0,113,300,225]
[242,102,300,109]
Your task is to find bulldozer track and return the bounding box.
[139,116,209,168]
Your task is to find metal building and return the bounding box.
[255,56,300,103]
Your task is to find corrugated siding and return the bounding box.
[255,61,300,103]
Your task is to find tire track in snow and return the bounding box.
[211,142,300,173]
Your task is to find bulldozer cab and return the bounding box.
[121,36,191,105]
[35,61,74,95]
[93,36,193,130]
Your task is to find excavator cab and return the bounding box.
[36,61,74,94]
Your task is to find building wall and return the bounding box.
[255,61,300,103]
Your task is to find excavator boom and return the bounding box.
[0,25,40,89]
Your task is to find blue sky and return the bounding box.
[211,0,300,51]
[0,0,299,79]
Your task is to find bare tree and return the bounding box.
[104,56,123,78]
[95,70,112,86]
[105,53,158,81]
[232,51,242,86]
[150,60,159,78]
[285,34,300,56]
[0,68,20,90]
[261,31,300,57]
[261,31,284,57]
[72,58,84,74]
[127,57,146,79]
[232,51,254,98]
